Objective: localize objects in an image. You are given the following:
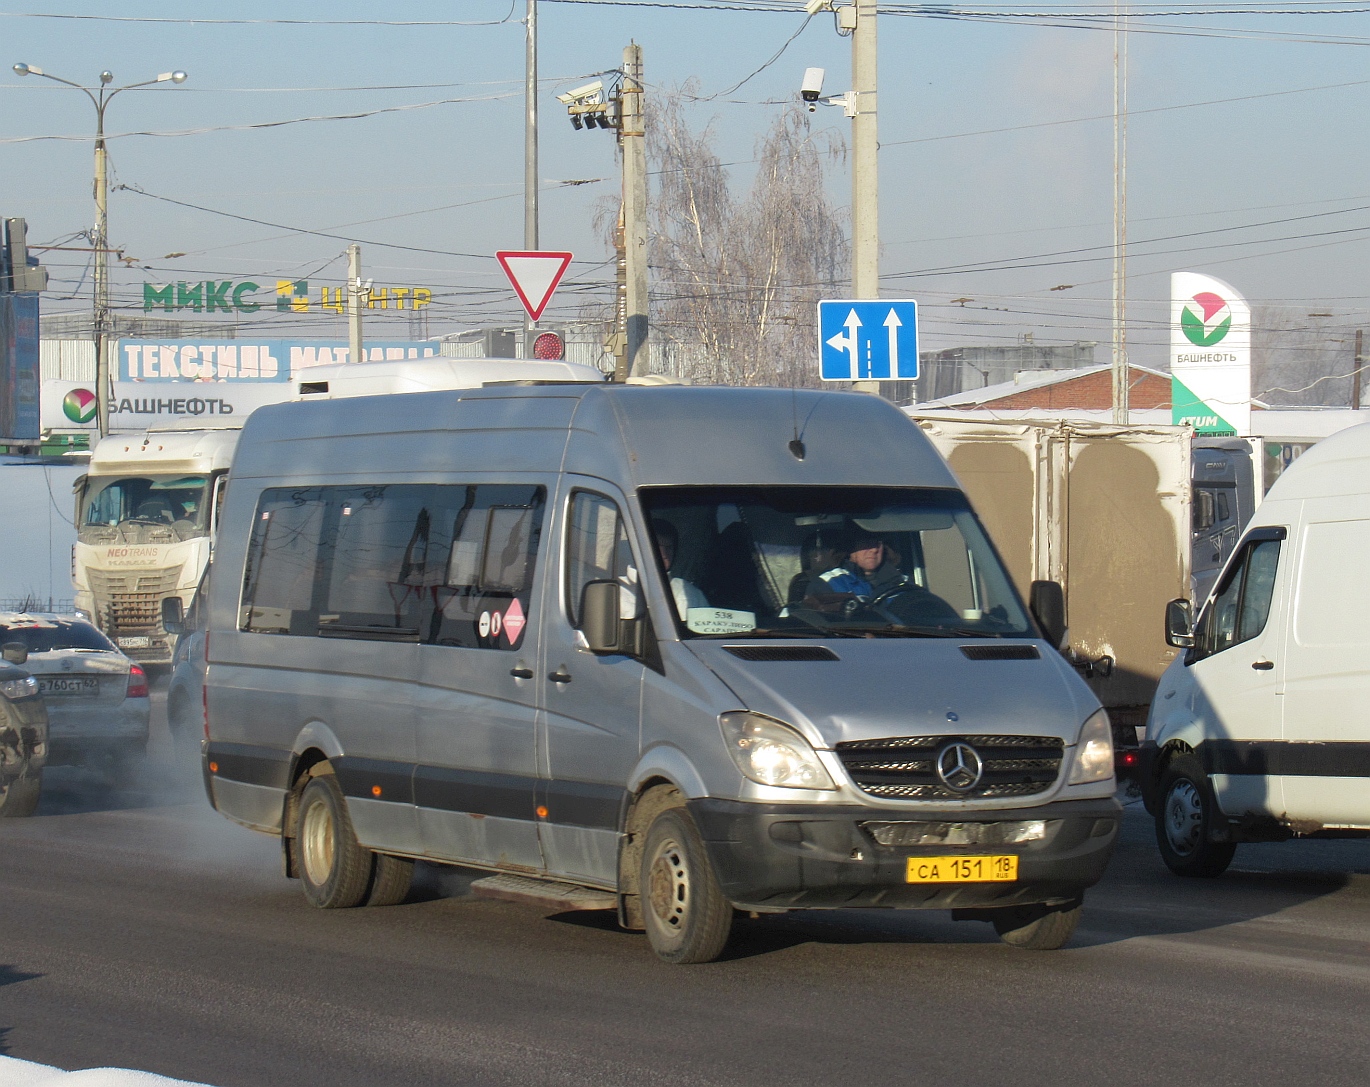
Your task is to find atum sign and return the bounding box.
[143,280,433,314]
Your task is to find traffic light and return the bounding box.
[532,331,565,360]
[2,218,49,293]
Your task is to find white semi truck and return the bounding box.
[72,422,238,667]
[71,356,607,666]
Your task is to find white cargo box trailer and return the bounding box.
[912,417,1192,739]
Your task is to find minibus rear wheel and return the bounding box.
[297,772,373,908]
[1155,753,1236,878]
[640,808,733,964]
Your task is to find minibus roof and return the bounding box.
[232,384,959,491]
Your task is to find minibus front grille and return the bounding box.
[835,734,1064,801]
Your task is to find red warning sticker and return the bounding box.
[503,598,526,644]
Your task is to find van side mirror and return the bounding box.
[1,642,28,666]
[161,595,185,636]
[1165,598,1194,648]
[580,580,623,654]
[1029,580,1066,650]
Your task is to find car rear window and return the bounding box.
[0,621,117,653]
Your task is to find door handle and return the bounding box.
[548,669,573,684]
[509,666,534,679]
[1251,659,1274,671]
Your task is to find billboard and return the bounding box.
[44,339,443,433]
[0,293,40,443]
[1171,272,1251,437]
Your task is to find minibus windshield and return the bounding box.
[640,486,1033,640]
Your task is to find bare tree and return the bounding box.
[648,92,848,385]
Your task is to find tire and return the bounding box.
[992,898,1083,950]
[367,854,414,907]
[640,807,733,964]
[0,770,41,818]
[1155,753,1236,878]
[296,773,373,909]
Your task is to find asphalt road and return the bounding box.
[2,687,1369,1087]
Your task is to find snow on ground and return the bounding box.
[0,1055,215,1086]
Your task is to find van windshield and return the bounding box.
[78,474,210,544]
[639,486,1034,640]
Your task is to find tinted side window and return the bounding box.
[1193,538,1281,660]
[241,489,328,634]
[566,492,632,628]
[240,484,544,650]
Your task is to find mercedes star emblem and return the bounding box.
[936,741,984,792]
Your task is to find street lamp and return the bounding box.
[12,63,187,438]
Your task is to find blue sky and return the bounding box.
[4,0,1370,372]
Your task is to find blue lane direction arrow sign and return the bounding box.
[818,299,919,381]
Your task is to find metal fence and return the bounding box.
[0,597,77,615]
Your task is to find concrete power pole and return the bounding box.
[93,114,110,437]
[1111,0,1130,424]
[851,2,879,393]
[348,244,363,365]
[621,42,649,379]
[525,0,539,354]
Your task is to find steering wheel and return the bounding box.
[863,584,960,626]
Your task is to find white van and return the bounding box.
[200,384,1121,962]
[1146,421,1370,875]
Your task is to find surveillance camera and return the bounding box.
[556,79,604,105]
[801,67,825,112]
[804,0,831,13]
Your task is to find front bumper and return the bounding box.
[688,796,1121,910]
[0,698,48,780]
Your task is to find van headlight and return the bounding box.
[1068,708,1114,785]
[719,712,836,790]
[1,676,39,701]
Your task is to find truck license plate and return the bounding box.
[906,855,1018,883]
[116,636,151,648]
[38,677,101,697]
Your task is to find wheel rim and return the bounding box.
[1164,778,1205,856]
[646,836,690,934]
[300,794,336,885]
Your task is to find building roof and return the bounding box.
[919,363,1172,409]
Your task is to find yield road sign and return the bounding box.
[496,250,573,321]
[818,299,919,381]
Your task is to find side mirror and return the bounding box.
[1165,598,1194,648]
[161,595,185,636]
[1,642,28,666]
[580,580,623,654]
[1029,580,1066,650]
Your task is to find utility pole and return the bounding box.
[1111,0,1129,424]
[348,244,363,366]
[851,2,879,393]
[524,0,539,355]
[93,102,110,437]
[621,42,649,379]
[1354,328,1363,410]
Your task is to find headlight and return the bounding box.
[719,712,836,790]
[1,676,38,701]
[1068,708,1114,785]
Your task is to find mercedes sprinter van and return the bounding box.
[202,384,1120,962]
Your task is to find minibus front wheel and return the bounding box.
[641,808,734,964]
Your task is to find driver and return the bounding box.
[845,532,911,596]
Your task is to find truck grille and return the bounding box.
[88,565,183,636]
[835,734,1065,801]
